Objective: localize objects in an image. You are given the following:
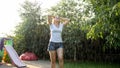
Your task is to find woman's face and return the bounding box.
[54,17,60,23]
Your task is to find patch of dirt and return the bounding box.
[0,60,56,68]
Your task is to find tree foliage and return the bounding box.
[14,1,49,59]
[48,0,93,61]
[13,0,120,62]
[85,0,120,48]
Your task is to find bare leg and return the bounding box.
[57,48,64,68]
[49,51,56,68]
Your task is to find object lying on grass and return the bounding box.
[20,52,38,61]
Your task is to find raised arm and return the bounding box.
[60,17,70,25]
[47,15,55,25]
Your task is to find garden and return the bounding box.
[0,0,120,68]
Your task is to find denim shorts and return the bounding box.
[47,42,63,51]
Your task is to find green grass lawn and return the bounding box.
[64,61,120,68]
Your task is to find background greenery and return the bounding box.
[12,0,120,62]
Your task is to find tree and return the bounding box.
[81,0,120,62]
[13,0,120,62]
[48,0,92,61]
[85,0,120,49]
[14,1,49,59]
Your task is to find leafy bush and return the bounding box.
[13,0,120,62]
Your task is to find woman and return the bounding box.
[47,15,69,68]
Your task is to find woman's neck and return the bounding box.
[54,21,59,25]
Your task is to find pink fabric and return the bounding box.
[20,52,38,61]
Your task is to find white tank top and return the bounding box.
[50,23,63,42]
